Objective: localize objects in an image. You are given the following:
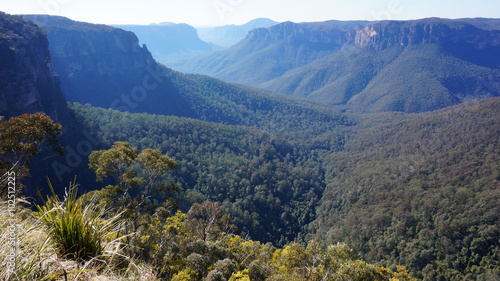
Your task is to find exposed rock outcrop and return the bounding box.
[22,15,194,115]
[176,18,500,113]
[0,12,68,122]
[353,19,500,50]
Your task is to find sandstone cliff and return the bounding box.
[23,15,194,116]
[0,12,68,122]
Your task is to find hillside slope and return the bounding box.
[174,20,370,84]
[69,102,333,245]
[176,18,500,113]
[313,97,500,280]
[196,18,278,48]
[68,97,500,279]
[22,15,349,134]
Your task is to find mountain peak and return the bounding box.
[196,18,279,48]
[149,22,177,26]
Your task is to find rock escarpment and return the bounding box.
[23,15,196,117]
[354,19,500,51]
[0,12,68,121]
[176,18,500,113]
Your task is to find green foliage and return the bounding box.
[389,265,418,281]
[88,141,180,263]
[213,258,237,280]
[205,269,226,281]
[248,260,271,281]
[0,112,62,194]
[314,98,500,279]
[228,270,250,281]
[268,241,389,281]
[137,148,178,183]
[186,201,233,242]
[71,96,500,280]
[34,179,123,263]
[82,191,403,281]
[172,268,197,281]
[89,141,140,184]
[71,103,332,246]
[87,140,178,217]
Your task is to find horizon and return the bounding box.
[9,13,500,28]
[1,0,499,27]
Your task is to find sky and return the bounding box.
[1,0,499,27]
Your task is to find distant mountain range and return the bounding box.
[114,23,221,65]
[113,18,278,66]
[20,15,346,130]
[174,18,500,113]
[196,18,278,48]
[2,12,500,279]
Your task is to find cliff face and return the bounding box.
[22,15,158,106]
[0,12,68,121]
[22,15,197,117]
[24,15,154,69]
[245,18,500,55]
[116,23,218,64]
[247,20,368,49]
[176,18,500,113]
[354,19,500,50]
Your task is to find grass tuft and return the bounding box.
[0,198,63,280]
[35,179,111,262]
[1,179,159,280]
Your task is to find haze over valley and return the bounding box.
[1,2,499,280]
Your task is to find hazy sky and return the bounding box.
[1,0,499,26]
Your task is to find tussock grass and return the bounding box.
[35,180,115,262]
[0,180,159,280]
[0,198,64,280]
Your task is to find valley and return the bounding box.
[174,19,500,112]
[0,11,499,280]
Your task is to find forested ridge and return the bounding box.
[1,12,499,280]
[67,97,500,280]
[314,98,500,280]
[69,102,330,246]
[175,19,500,113]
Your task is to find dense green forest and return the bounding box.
[314,98,500,280]
[66,98,500,280]
[1,112,413,281]
[1,12,499,280]
[69,102,330,245]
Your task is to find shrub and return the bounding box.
[0,199,63,280]
[205,269,226,281]
[35,180,124,263]
[214,258,236,280]
[172,268,196,281]
[248,260,271,281]
[228,269,250,281]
